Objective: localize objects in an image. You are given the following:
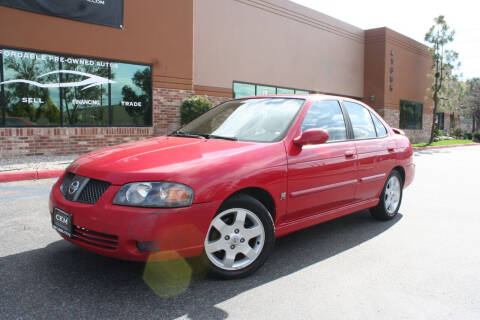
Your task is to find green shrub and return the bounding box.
[450,127,462,138]
[180,96,212,125]
[433,127,442,138]
[463,132,473,140]
[474,132,480,142]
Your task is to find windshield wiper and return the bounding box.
[169,131,206,139]
[170,131,237,141]
[206,134,238,141]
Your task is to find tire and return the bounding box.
[370,170,403,221]
[203,194,275,279]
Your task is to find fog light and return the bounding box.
[137,241,159,253]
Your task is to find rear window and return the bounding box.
[371,112,388,137]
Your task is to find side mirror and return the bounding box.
[294,129,329,147]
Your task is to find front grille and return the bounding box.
[77,179,111,204]
[60,173,110,204]
[72,225,119,250]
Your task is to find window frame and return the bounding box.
[0,46,153,128]
[436,112,445,130]
[0,50,4,127]
[449,113,455,129]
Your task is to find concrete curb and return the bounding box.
[0,169,64,183]
[413,143,480,151]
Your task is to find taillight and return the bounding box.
[392,128,406,135]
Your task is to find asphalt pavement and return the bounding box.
[0,146,479,319]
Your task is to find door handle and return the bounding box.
[345,150,355,157]
[387,146,395,152]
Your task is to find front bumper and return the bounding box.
[49,176,221,261]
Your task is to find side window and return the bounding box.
[371,112,388,137]
[301,100,347,142]
[344,101,377,139]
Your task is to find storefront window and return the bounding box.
[61,59,109,126]
[400,100,423,130]
[233,82,256,98]
[295,90,310,95]
[2,49,60,126]
[277,88,295,94]
[233,81,310,98]
[111,63,152,126]
[0,47,152,127]
[256,85,276,95]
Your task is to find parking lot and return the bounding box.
[1,146,479,320]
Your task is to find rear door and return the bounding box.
[286,100,357,221]
[342,101,394,201]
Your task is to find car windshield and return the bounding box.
[175,98,305,142]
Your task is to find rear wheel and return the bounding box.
[371,170,403,220]
[203,194,275,279]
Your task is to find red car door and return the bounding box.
[342,101,395,201]
[286,100,357,222]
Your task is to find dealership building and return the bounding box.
[0,0,447,158]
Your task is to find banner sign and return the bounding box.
[0,0,124,29]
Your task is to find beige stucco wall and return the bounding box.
[194,0,365,98]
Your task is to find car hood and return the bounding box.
[68,136,285,186]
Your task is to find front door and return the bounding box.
[286,100,357,222]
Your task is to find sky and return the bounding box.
[291,0,480,80]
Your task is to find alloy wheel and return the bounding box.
[204,208,265,271]
[384,175,401,215]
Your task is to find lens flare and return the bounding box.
[143,252,193,297]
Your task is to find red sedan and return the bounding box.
[50,95,414,278]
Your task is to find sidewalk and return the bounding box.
[412,142,479,151]
[0,155,77,183]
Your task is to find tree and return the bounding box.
[121,68,152,125]
[180,96,212,125]
[437,68,466,129]
[4,56,60,124]
[62,64,108,125]
[425,15,459,143]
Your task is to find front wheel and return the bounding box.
[371,170,403,220]
[203,194,275,279]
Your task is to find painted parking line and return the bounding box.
[0,185,51,192]
[0,192,50,201]
[0,184,52,201]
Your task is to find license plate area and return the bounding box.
[52,208,73,238]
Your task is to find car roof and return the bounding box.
[237,94,363,103]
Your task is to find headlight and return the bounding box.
[113,182,194,208]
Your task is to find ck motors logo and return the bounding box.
[55,214,69,225]
[0,70,115,90]
[86,0,106,5]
